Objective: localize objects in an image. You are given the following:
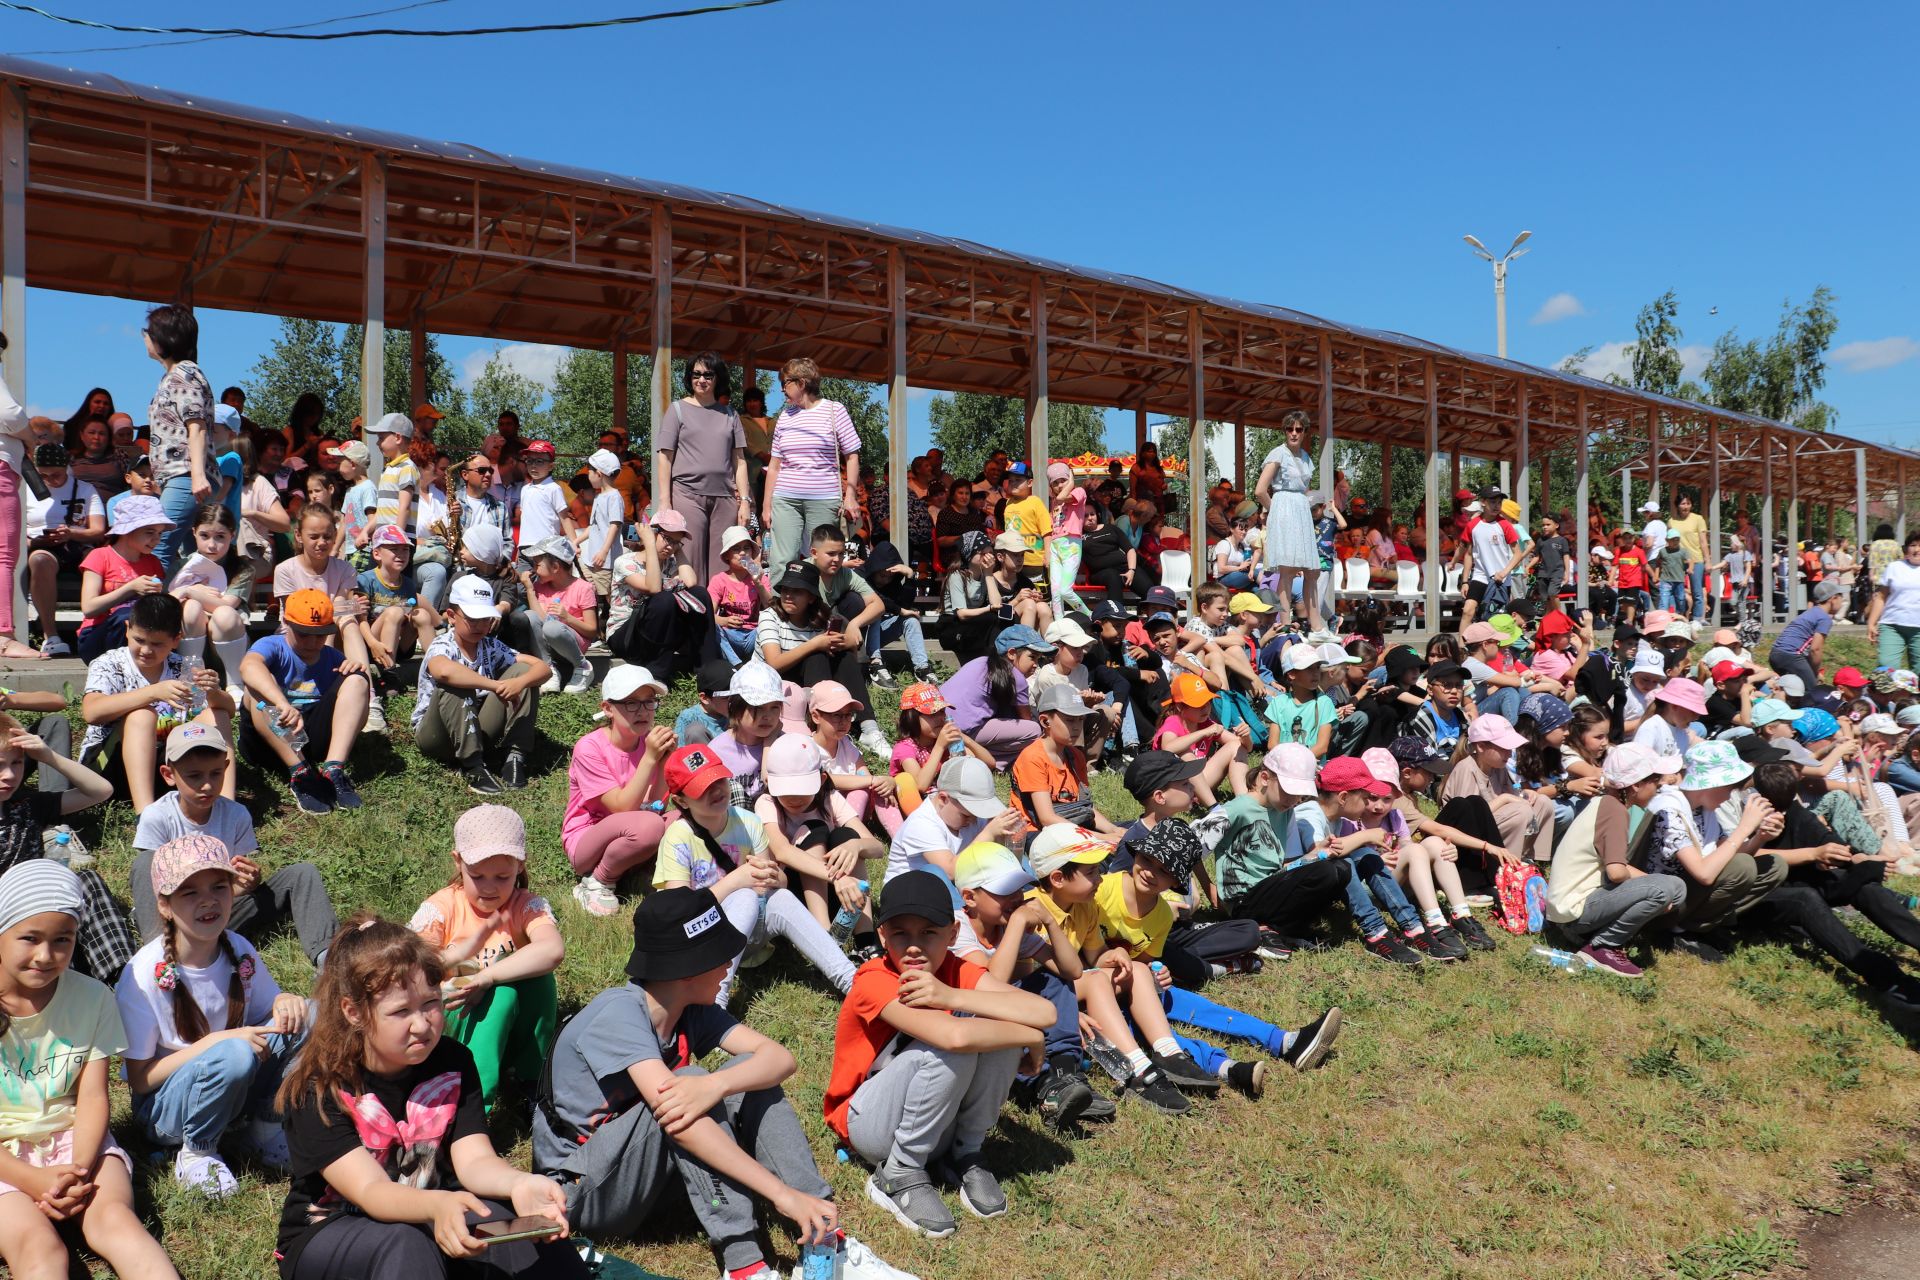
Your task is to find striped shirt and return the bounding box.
[755,607,820,656]
[770,400,858,501]
[373,456,418,533]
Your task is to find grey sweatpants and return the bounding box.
[415,664,540,765]
[130,853,339,963]
[1570,873,1687,949]
[550,1060,828,1273]
[718,886,855,1008]
[524,614,586,679]
[845,1042,1022,1171]
[1677,851,1788,934]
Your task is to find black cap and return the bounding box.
[33,442,68,468]
[1425,661,1467,685]
[1089,599,1127,623]
[875,870,954,927]
[776,561,821,595]
[697,658,735,694]
[626,888,746,983]
[1141,585,1180,614]
[1388,736,1450,770]
[1614,625,1643,645]
[1732,733,1790,766]
[1136,819,1201,892]
[1122,749,1204,801]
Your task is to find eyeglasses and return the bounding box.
[612,697,660,714]
[1285,425,1305,434]
[781,377,803,386]
[691,370,715,381]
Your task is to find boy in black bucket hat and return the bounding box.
[533,887,915,1280]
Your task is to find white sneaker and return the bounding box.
[38,636,69,657]
[837,1235,922,1280]
[539,670,563,694]
[572,877,619,917]
[174,1146,238,1198]
[562,663,597,695]
[242,1118,290,1170]
[857,725,892,760]
[362,699,388,735]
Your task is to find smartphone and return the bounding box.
[827,616,845,635]
[474,1216,562,1245]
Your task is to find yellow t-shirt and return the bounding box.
[1094,872,1173,961]
[1670,512,1708,565]
[0,972,126,1143]
[1026,886,1102,954]
[1002,496,1052,569]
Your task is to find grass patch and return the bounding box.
[39,626,1920,1278]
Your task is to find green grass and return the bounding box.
[53,627,1920,1278]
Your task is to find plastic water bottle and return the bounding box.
[830,881,869,945]
[256,699,308,752]
[43,826,92,873]
[178,656,206,716]
[799,1238,838,1280]
[1529,945,1580,971]
[1149,961,1166,977]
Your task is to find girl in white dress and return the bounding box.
[1254,410,1322,630]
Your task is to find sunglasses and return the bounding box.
[691,370,716,380]
[466,466,494,476]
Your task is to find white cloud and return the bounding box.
[1530,292,1587,325]
[1679,344,1711,382]
[1831,336,1920,373]
[907,386,935,401]
[1558,340,1710,385]
[459,343,565,389]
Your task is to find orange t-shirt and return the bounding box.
[1009,740,1085,833]
[824,952,986,1141]
[407,884,557,968]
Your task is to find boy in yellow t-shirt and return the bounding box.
[999,464,1051,571]
[1096,820,1342,1096]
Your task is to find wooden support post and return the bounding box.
[1424,359,1441,628]
[1134,405,1147,454]
[1856,449,1869,554]
[1028,278,1048,473]
[1233,419,1246,493]
[1621,464,1632,533]
[1575,391,1590,613]
[1901,462,1910,543]
[1760,431,1775,619]
[1188,308,1206,614]
[1787,440,1801,613]
[1647,408,1660,508]
[890,250,910,562]
[611,337,629,437]
[650,205,673,444]
[1318,333,1335,493]
[1515,381,1530,523]
[359,154,386,457]
[409,321,426,409]
[1708,417,1722,611]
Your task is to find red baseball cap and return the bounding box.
[1710,660,1751,683]
[1317,756,1391,797]
[522,439,556,457]
[1832,666,1868,689]
[665,744,731,798]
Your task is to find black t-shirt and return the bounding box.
[1702,692,1742,735]
[858,542,914,615]
[0,791,62,877]
[1534,535,1570,578]
[277,1038,490,1276]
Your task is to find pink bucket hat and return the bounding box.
[1653,677,1708,716]
[151,834,238,897]
[453,804,527,865]
[649,508,689,535]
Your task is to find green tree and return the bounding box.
[1701,287,1839,430]
[464,349,553,458]
[241,318,347,432]
[1628,290,1693,398]
[818,378,891,474]
[549,349,653,460]
[927,393,1107,478]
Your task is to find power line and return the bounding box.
[0,0,782,42]
[15,1,456,55]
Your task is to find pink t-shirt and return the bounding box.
[78,545,161,633]
[1152,712,1215,757]
[563,727,665,856]
[753,789,860,842]
[274,555,356,605]
[707,570,765,630]
[1053,487,1087,538]
[890,739,932,776]
[1530,646,1574,684]
[535,576,599,623]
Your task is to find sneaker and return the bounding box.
[833,1235,922,1280]
[321,764,362,810]
[539,670,563,694]
[867,661,895,688]
[1578,943,1645,978]
[241,1118,290,1171]
[1079,1091,1118,1123]
[462,758,504,796]
[1219,953,1264,976]
[1420,924,1470,962]
[1033,1068,1096,1131]
[562,662,597,695]
[361,699,387,735]
[1280,1007,1343,1071]
[1451,913,1497,951]
[857,725,892,760]
[1225,1059,1268,1098]
[289,766,333,815]
[499,749,529,790]
[1659,932,1726,965]
[1364,932,1424,967]
[1121,1065,1191,1115]
[573,878,619,917]
[174,1146,238,1198]
[38,636,70,657]
[1149,1048,1223,1092]
[1254,928,1296,961]
[865,1160,955,1238]
[935,1153,1007,1219]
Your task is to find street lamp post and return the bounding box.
[1464,230,1531,492]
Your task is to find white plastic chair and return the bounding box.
[1389,560,1422,630]
[1159,549,1193,599]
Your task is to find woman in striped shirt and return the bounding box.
[761,357,860,571]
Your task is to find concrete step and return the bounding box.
[0,657,86,697]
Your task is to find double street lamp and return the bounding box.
[1462,230,1532,359]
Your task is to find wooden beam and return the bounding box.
[359,153,385,453]
[1029,277,1048,472]
[1317,333,1334,493]
[1515,379,1530,523]
[1425,358,1440,627]
[1188,306,1205,615]
[1575,390,1590,613]
[651,204,672,441]
[890,249,910,561]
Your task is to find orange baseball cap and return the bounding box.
[898,682,948,714]
[283,589,336,634]
[1165,671,1214,709]
[412,402,445,422]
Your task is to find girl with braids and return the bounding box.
[118,835,307,1199]
[274,917,584,1280]
[0,861,179,1280]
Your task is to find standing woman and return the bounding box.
[144,304,217,578]
[1866,531,1920,673]
[1254,410,1322,630]
[654,351,749,584]
[761,358,859,572]
[1129,441,1168,507]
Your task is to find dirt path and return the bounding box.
[1797,1203,1920,1278]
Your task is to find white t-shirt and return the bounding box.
[883,801,983,889]
[518,477,567,547]
[115,932,280,1059]
[414,484,449,544]
[1632,713,1683,759]
[1879,560,1920,628]
[1468,517,1519,584]
[1642,518,1668,555]
[586,489,625,568]
[25,475,103,539]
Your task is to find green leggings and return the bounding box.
[446,973,559,1105]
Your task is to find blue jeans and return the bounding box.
[414,558,450,611]
[1655,581,1681,611]
[866,612,929,671]
[157,473,202,578]
[716,626,758,663]
[1343,849,1422,936]
[1219,571,1254,591]
[1476,684,1521,725]
[1688,562,1707,620]
[1019,968,1082,1061]
[133,1028,306,1150]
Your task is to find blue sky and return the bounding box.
[5,0,1917,461]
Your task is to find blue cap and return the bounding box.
[994,624,1055,656]
[1006,461,1032,478]
[1792,707,1839,744]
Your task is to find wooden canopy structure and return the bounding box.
[0,55,1910,620]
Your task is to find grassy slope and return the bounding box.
[73,630,1920,1280]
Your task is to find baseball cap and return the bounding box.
[1123,749,1204,800]
[601,665,666,704]
[338,440,371,466]
[162,722,230,764]
[453,805,527,864]
[1384,647,1426,682]
[1424,660,1467,685]
[212,403,241,433]
[995,625,1055,657]
[531,534,575,565]
[151,834,238,897]
[1710,660,1751,683]
[1812,579,1845,603]
[953,842,1033,895]
[1135,820,1202,893]
[283,588,336,634]
[1711,629,1741,647]
[1639,500,1660,513]
[650,508,689,535]
[1386,736,1450,772]
[522,438,556,457]
[1165,672,1214,708]
[1281,642,1324,675]
[1858,713,1900,737]
[1028,824,1110,878]
[1360,747,1400,790]
[1141,585,1181,614]
[1090,599,1128,624]
[763,735,825,797]
[1228,591,1273,615]
[665,744,732,798]
[1732,734,1790,766]
[1832,666,1868,689]
[898,682,948,715]
[370,523,410,549]
[1776,674,1807,699]
[1462,622,1500,646]
[587,448,620,477]
[1454,488,1475,502]
[1037,683,1096,717]
[1142,613,1178,634]
[993,531,1027,553]
[461,523,504,565]
[936,755,1006,819]
[719,525,757,556]
[1006,461,1032,479]
[1665,529,1681,541]
[1591,545,1614,559]
[1467,714,1528,750]
[412,402,445,423]
[1318,756,1390,797]
[625,887,745,983]
[875,870,956,927]
[1602,742,1681,788]
[369,412,414,439]
[808,680,862,717]
[1898,704,1920,729]
[1750,698,1803,728]
[727,660,785,706]
[1260,743,1319,796]
[696,659,735,694]
[1045,617,1095,648]
[1464,500,1483,513]
[446,575,499,621]
[1317,642,1363,666]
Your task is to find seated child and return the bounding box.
[755,734,881,931]
[0,862,180,1280]
[654,744,856,1006]
[169,502,250,705]
[825,870,1054,1239]
[673,659,732,748]
[80,592,236,810]
[76,494,168,663]
[408,805,565,1106]
[1369,741,1499,952]
[1266,643,1336,757]
[708,659,785,807]
[808,681,903,836]
[274,916,586,1280]
[889,682,994,815]
[1011,685,1128,840]
[1640,740,1789,960]
[238,589,374,814]
[1290,757,1431,967]
[129,722,339,965]
[1156,671,1249,804]
[1407,660,1469,755]
[518,537,600,696]
[118,835,309,1197]
[1439,715,1556,866]
[357,524,440,672]
[1210,744,1356,952]
[708,526,771,664]
[1633,676,1706,759]
[565,665,675,918]
[533,888,911,1280]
